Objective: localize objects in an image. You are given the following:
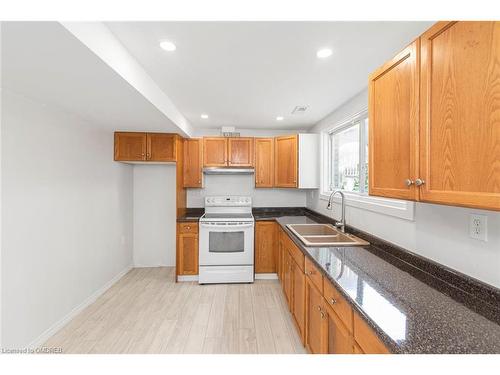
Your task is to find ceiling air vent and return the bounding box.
[292,105,309,114]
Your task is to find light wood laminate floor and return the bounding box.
[44,267,306,354]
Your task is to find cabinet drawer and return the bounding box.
[305,257,323,293]
[353,312,390,354]
[285,236,304,271]
[178,222,199,234]
[323,279,352,332]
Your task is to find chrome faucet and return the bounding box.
[326,189,346,233]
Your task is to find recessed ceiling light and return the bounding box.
[160,40,176,52]
[317,48,333,59]
[276,116,284,121]
[201,114,209,119]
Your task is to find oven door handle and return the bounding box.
[200,222,254,229]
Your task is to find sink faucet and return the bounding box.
[326,189,345,233]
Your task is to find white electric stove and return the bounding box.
[198,196,254,284]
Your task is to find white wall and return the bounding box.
[307,89,500,288]
[133,165,176,267]
[1,91,134,348]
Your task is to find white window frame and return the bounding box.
[320,109,415,221]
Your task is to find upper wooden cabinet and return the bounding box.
[254,138,274,187]
[183,138,203,188]
[275,135,298,187]
[368,40,419,200]
[203,137,227,167]
[114,132,147,161]
[228,137,254,167]
[202,137,254,167]
[369,21,500,211]
[147,133,176,161]
[114,132,177,162]
[419,21,500,211]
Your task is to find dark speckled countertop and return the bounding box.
[276,215,500,354]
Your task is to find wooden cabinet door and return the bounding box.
[255,221,277,273]
[325,303,354,354]
[183,138,203,187]
[368,40,419,200]
[203,137,227,167]
[305,277,327,354]
[177,234,198,276]
[353,313,390,354]
[283,250,293,306]
[277,228,285,283]
[228,137,254,167]
[255,138,274,187]
[114,132,147,161]
[274,135,298,188]
[419,21,500,210]
[292,260,306,343]
[177,222,199,276]
[146,133,176,161]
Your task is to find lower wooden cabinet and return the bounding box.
[291,260,306,342]
[276,229,392,354]
[353,312,390,354]
[255,221,278,273]
[176,222,199,277]
[305,276,327,354]
[325,303,354,354]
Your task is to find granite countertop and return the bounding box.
[177,207,307,222]
[276,215,500,354]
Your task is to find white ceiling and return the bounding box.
[107,21,434,130]
[1,22,180,132]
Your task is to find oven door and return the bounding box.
[199,221,254,266]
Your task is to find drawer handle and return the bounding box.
[186,226,191,230]
[330,298,337,305]
[320,311,325,319]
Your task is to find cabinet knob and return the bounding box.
[186,226,191,229]
[330,298,337,305]
[308,270,314,275]
[316,305,321,311]
[404,179,414,186]
[415,178,425,186]
[320,312,325,319]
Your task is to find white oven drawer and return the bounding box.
[199,265,254,284]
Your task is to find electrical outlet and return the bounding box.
[469,214,488,241]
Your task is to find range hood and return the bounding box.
[203,167,254,175]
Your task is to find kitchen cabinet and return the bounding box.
[276,228,393,354]
[203,137,228,167]
[305,276,327,354]
[283,250,293,306]
[147,133,176,161]
[114,132,177,162]
[203,137,254,167]
[419,21,500,211]
[325,303,354,354]
[274,135,298,187]
[291,260,306,342]
[353,312,390,354]
[255,138,274,187]
[183,138,203,187]
[274,134,320,188]
[368,40,419,200]
[176,222,199,277]
[369,21,500,211]
[255,221,277,273]
[114,132,147,161]
[228,137,254,167]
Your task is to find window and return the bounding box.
[327,111,369,194]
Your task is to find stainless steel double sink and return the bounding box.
[286,223,369,247]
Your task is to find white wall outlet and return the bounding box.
[469,214,488,241]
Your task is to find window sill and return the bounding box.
[319,191,415,221]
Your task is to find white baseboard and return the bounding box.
[27,264,133,349]
[177,275,199,282]
[255,273,278,280]
[133,263,174,268]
